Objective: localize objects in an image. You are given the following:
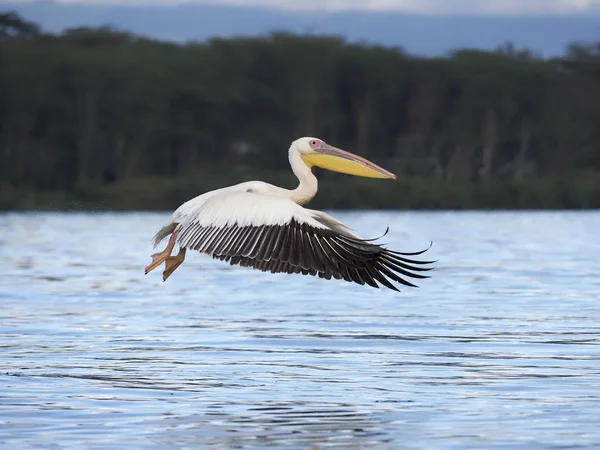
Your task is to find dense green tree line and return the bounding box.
[1,11,600,210]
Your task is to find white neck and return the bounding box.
[288,147,317,205]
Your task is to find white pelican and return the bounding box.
[145,137,434,291]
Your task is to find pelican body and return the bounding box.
[145,137,434,291]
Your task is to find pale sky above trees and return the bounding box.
[9,0,600,14]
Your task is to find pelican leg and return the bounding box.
[145,232,178,275]
[162,247,186,282]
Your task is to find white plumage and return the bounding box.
[145,137,434,291]
[174,183,327,230]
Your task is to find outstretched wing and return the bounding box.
[170,191,434,291]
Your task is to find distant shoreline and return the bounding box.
[3,174,599,211]
[2,15,600,209]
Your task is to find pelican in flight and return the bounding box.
[145,137,434,291]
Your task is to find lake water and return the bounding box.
[1,211,600,449]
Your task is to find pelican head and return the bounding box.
[291,137,396,179]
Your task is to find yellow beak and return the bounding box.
[301,144,396,179]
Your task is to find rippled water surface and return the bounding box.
[1,211,600,449]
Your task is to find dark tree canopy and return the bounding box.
[1,12,599,210]
[0,11,40,39]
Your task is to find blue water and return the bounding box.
[1,211,600,449]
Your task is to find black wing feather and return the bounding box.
[178,218,434,291]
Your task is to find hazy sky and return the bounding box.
[9,0,600,14]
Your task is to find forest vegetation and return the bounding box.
[1,11,600,210]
